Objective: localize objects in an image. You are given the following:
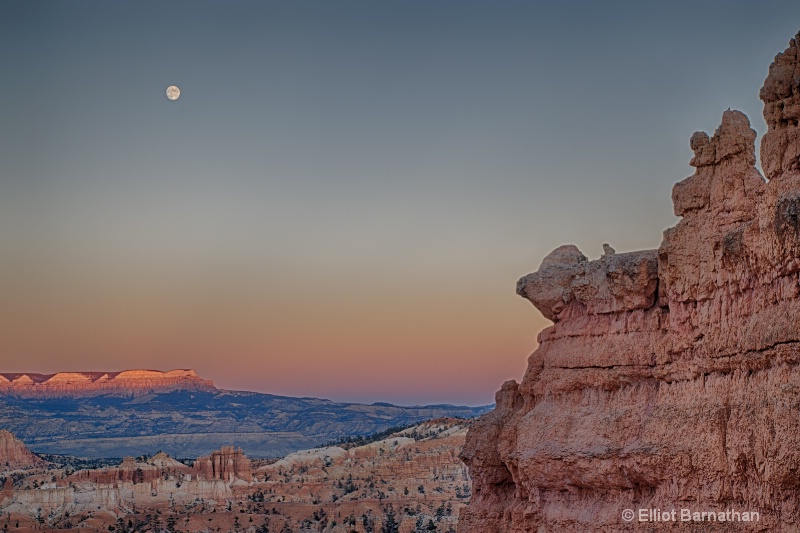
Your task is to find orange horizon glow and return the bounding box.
[0,251,551,405]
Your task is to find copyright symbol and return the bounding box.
[622,509,635,522]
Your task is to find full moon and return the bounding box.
[166,86,180,101]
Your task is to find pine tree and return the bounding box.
[380,505,399,533]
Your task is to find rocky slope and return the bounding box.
[0,369,491,458]
[460,32,800,532]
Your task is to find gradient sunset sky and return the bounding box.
[2,1,799,405]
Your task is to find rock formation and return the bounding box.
[460,32,800,531]
[0,369,215,397]
[194,446,253,482]
[0,430,45,470]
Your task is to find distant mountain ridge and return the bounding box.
[0,369,492,458]
[0,369,214,397]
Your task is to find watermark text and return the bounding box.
[622,508,760,523]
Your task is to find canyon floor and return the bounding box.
[0,419,470,532]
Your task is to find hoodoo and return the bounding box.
[460,32,800,531]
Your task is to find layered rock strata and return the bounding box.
[460,32,800,531]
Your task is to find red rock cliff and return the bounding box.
[460,32,800,532]
[0,430,45,470]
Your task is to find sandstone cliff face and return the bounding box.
[460,32,800,532]
[0,430,45,470]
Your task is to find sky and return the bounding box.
[2,1,800,406]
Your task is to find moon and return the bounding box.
[166,86,181,101]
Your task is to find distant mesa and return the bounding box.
[0,369,215,397]
[0,368,492,458]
